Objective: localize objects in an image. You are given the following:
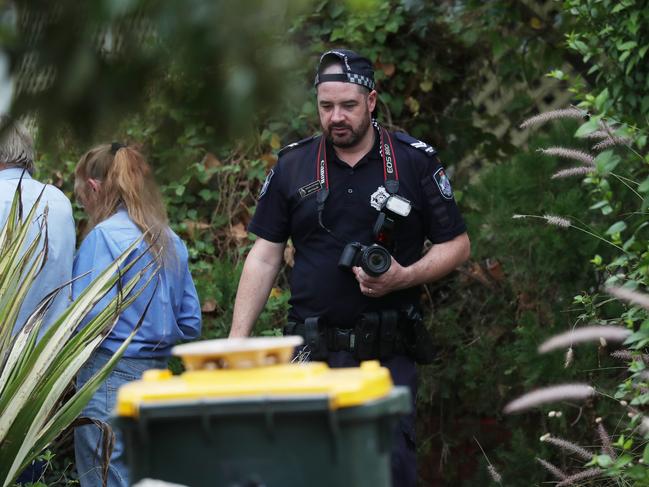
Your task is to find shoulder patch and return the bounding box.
[433,167,454,200]
[258,169,274,199]
[394,131,437,158]
[277,134,319,157]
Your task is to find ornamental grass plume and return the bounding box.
[536,457,568,481]
[564,347,574,368]
[606,286,649,310]
[556,468,602,487]
[520,107,588,130]
[504,384,595,414]
[542,214,572,228]
[582,130,614,140]
[474,437,502,485]
[512,213,571,227]
[592,136,632,151]
[487,465,502,484]
[597,422,616,459]
[538,147,595,165]
[610,349,649,363]
[541,434,593,461]
[551,166,595,179]
[538,326,631,353]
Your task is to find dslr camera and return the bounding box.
[338,242,391,277]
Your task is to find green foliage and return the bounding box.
[416,125,607,484]
[3,0,310,144]
[563,0,649,122]
[508,60,649,487]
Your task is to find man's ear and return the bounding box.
[87,178,101,192]
[367,90,377,113]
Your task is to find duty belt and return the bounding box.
[284,309,409,361]
[284,306,437,364]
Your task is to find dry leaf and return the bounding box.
[202,152,222,169]
[464,262,492,287]
[529,16,544,30]
[229,222,247,241]
[485,258,504,282]
[378,62,396,77]
[284,243,295,267]
[184,220,210,238]
[260,153,277,170]
[419,80,433,93]
[405,96,420,115]
[201,299,217,313]
[270,133,281,150]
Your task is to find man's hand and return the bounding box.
[353,257,411,298]
[353,232,470,297]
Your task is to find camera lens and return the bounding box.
[361,244,391,277]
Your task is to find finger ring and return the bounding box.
[367,288,373,294]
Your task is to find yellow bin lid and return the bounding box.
[116,336,394,418]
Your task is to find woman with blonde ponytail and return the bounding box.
[72,143,201,487]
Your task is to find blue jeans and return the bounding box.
[74,350,167,487]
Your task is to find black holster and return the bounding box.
[355,312,380,360]
[284,317,329,360]
[401,305,437,365]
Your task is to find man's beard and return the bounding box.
[324,114,372,149]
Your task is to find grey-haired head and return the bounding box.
[315,49,375,92]
[0,115,35,175]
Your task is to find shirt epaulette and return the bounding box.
[394,131,437,158]
[278,134,319,157]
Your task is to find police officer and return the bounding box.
[230,49,470,487]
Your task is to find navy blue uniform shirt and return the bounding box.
[249,126,466,326]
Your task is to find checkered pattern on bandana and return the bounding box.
[348,73,375,90]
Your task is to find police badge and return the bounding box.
[370,185,390,211]
[433,167,454,200]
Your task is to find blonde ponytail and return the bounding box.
[75,144,174,265]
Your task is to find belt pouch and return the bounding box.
[354,312,380,360]
[379,310,398,359]
[304,316,328,360]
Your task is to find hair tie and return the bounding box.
[110,142,126,154]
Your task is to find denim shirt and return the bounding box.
[0,168,75,334]
[72,209,202,358]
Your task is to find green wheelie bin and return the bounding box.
[114,336,411,487]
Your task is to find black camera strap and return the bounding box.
[315,121,399,198]
[315,122,400,240]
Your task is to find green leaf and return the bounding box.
[594,88,609,111]
[575,117,601,137]
[589,200,608,210]
[594,150,621,173]
[613,453,633,469]
[617,40,638,51]
[605,221,626,235]
[595,454,614,468]
[638,176,649,193]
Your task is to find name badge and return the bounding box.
[298,180,322,198]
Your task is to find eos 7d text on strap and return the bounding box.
[315,121,399,209]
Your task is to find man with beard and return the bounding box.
[229,49,470,486]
